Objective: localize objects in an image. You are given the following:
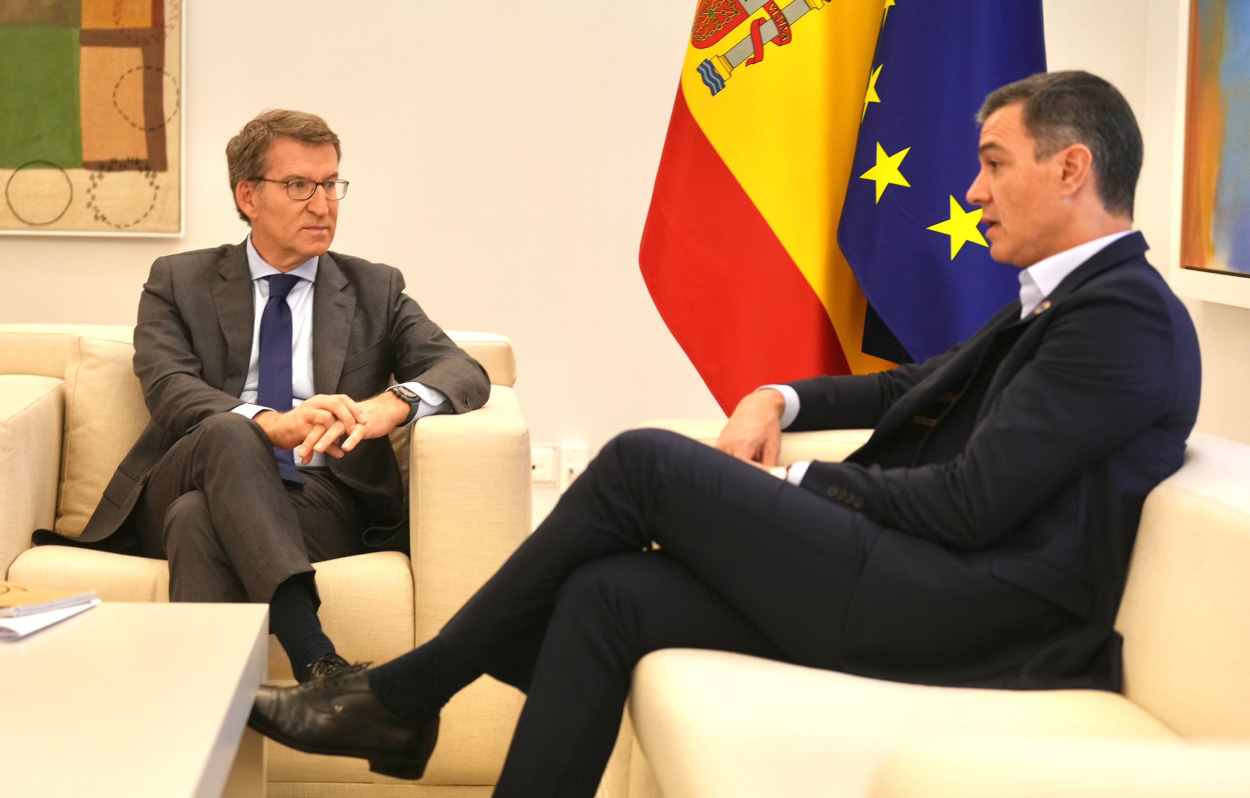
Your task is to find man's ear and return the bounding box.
[1056,143,1094,198]
[235,179,259,223]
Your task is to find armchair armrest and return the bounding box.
[404,385,530,779]
[0,377,64,577]
[407,384,531,639]
[639,418,872,466]
[871,738,1250,798]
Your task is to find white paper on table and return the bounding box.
[0,598,101,640]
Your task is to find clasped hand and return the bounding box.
[253,392,410,464]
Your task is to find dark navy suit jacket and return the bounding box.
[788,233,1200,691]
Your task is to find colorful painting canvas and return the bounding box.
[1182,0,1250,276]
[0,0,182,236]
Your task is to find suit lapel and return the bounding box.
[979,232,1148,397]
[212,243,254,397]
[312,253,356,394]
[864,234,1148,446]
[872,302,1021,435]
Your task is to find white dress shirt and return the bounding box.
[231,237,446,469]
[765,230,1134,485]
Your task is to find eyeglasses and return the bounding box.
[253,177,350,201]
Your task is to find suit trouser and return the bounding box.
[379,428,1064,797]
[131,412,365,604]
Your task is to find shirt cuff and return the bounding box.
[397,381,447,424]
[232,403,270,420]
[758,384,800,430]
[786,460,811,486]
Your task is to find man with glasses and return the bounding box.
[51,109,489,683]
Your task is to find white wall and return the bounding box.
[3,0,1247,464]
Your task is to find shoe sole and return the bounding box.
[247,707,438,781]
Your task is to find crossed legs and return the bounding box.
[248,427,1065,793]
[132,412,364,679]
[359,427,875,794]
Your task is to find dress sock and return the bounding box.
[270,574,335,682]
[368,635,476,720]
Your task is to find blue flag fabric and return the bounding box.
[838,2,1046,362]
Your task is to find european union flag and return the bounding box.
[838,2,1046,362]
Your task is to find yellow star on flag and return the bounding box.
[862,64,883,119]
[859,143,911,203]
[927,195,988,259]
[884,0,896,23]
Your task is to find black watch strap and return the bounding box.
[388,385,421,424]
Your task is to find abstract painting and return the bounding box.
[1182,0,1250,276]
[0,0,182,236]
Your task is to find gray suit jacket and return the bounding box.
[70,242,490,550]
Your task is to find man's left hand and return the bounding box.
[295,391,411,463]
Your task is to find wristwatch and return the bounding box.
[387,384,421,424]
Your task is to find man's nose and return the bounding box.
[307,184,330,214]
[965,170,987,207]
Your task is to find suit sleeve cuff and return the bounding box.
[758,384,799,430]
[232,403,270,420]
[786,460,811,485]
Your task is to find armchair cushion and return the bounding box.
[630,649,1176,798]
[267,552,416,682]
[9,544,168,602]
[871,738,1250,798]
[57,337,149,537]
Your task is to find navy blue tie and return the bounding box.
[258,274,304,485]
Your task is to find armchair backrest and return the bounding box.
[0,323,517,386]
[1114,432,1250,740]
[0,323,517,540]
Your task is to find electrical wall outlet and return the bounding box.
[531,445,558,484]
[560,443,589,489]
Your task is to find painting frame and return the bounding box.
[0,0,185,238]
[1175,0,1250,309]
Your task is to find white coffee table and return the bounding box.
[0,602,268,797]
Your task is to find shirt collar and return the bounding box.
[245,236,319,283]
[1018,230,1133,317]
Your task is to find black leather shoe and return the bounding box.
[306,653,367,684]
[248,670,440,780]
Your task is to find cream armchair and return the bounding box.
[617,422,1250,797]
[0,323,530,798]
[871,737,1250,798]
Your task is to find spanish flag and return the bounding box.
[640,1,1045,412]
[640,0,891,413]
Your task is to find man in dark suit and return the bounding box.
[44,110,489,683]
[249,72,1200,795]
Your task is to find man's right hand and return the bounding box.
[252,394,364,463]
[716,389,785,467]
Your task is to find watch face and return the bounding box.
[391,385,419,403]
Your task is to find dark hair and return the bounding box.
[977,70,1141,218]
[226,109,341,223]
